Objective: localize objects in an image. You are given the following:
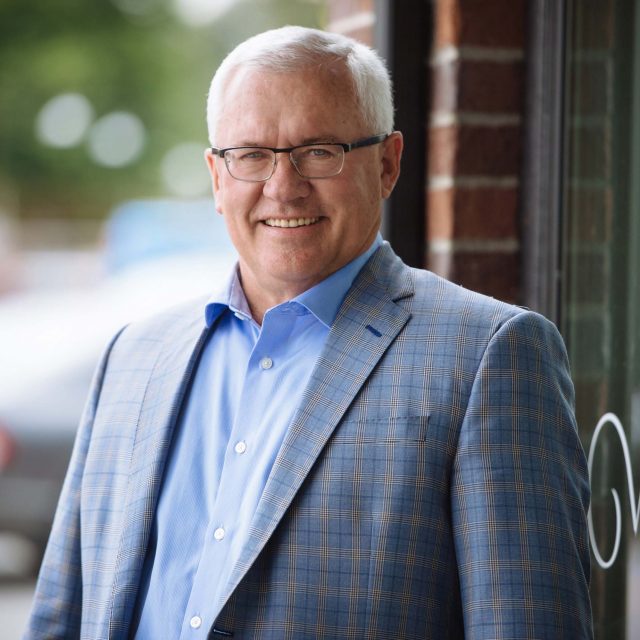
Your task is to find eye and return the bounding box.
[236,149,270,162]
[309,147,332,157]
[301,145,338,160]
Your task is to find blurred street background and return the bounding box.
[3,1,640,639]
[0,1,327,636]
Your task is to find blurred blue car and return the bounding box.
[0,200,236,557]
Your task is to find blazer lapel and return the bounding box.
[108,309,210,637]
[220,244,414,606]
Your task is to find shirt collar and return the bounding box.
[205,233,383,328]
[204,265,252,327]
[294,234,382,327]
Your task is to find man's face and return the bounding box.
[206,64,402,307]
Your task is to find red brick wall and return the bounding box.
[428,0,525,302]
[326,0,525,302]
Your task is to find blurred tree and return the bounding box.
[0,0,326,221]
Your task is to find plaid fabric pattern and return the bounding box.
[24,243,592,639]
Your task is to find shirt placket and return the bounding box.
[178,307,295,637]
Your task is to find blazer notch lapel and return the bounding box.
[108,309,210,634]
[219,248,414,606]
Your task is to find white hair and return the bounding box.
[206,25,394,145]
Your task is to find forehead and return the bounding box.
[216,64,363,145]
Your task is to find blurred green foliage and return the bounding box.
[0,0,326,220]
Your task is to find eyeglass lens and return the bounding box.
[224,144,345,181]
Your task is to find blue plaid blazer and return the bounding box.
[25,243,592,639]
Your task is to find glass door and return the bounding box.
[562,0,640,637]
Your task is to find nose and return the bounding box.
[262,154,310,202]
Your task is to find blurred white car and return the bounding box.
[0,200,236,555]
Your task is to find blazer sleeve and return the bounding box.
[23,328,125,640]
[451,310,592,639]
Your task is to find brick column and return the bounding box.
[428,0,525,302]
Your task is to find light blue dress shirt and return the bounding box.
[133,235,382,639]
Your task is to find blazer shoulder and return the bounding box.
[116,294,208,343]
[366,242,542,340]
[103,294,208,374]
[407,265,526,331]
[410,272,570,374]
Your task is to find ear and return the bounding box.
[204,149,224,214]
[380,131,403,199]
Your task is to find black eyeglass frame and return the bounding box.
[210,133,389,181]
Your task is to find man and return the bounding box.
[26,26,592,639]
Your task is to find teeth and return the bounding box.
[264,217,319,228]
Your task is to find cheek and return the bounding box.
[218,179,262,217]
[336,175,381,222]
[220,212,252,258]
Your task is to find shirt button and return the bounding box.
[234,440,247,454]
[260,356,273,370]
[214,527,226,541]
[190,616,202,629]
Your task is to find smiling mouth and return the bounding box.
[263,217,320,228]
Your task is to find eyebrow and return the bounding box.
[300,135,340,144]
[226,136,341,148]
[233,141,263,147]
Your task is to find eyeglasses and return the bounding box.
[210,133,389,182]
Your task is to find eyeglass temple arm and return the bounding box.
[345,133,389,152]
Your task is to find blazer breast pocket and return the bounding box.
[329,414,430,444]
[304,414,446,542]
[319,414,443,496]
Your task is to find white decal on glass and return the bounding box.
[587,412,640,569]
